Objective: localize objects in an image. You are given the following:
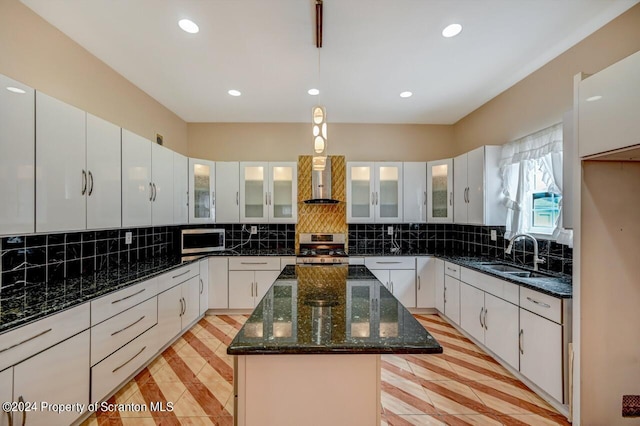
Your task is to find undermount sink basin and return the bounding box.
[481,263,525,273]
[479,262,560,280]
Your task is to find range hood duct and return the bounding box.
[304,157,340,204]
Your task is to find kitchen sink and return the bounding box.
[478,262,560,280]
[480,263,525,273]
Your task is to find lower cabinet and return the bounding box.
[228,257,281,309]
[199,258,209,315]
[434,259,445,313]
[157,276,200,341]
[365,257,416,308]
[12,331,90,426]
[209,257,229,309]
[443,275,460,325]
[416,257,436,308]
[0,369,10,426]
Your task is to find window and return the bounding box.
[529,165,562,235]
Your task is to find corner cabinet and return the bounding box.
[347,162,403,223]
[427,159,453,223]
[188,158,216,224]
[402,162,427,223]
[239,162,297,224]
[0,74,34,235]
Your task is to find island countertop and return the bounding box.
[227,264,443,355]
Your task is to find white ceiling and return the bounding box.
[21,0,638,124]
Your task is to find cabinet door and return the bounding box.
[13,331,90,426]
[86,114,121,230]
[520,309,563,402]
[0,75,34,235]
[466,146,485,225]
[157,285,183,341]
[375,162,403,223]
[255,270,280,304]
[416,257,435,308]
[151,143,174,226]
[427,159,453,223]
[240,162,268,223]
[434,259,445,313]
[229,270,255,309]
[0,368,11,426]
[269,162,297,223]
[209,257,229,309]
[459,282,485,343]
[181,276,200,328]
[347,162,374,223]
[390,269,416,308]
[370,269,389,288]
[453,153,468,224]
[173,152,189,224]
[199,258,209,315]
[444,275,460,325]
[122,129,152,226]
[35,92,86,232]
[188,158,215,223]
[402,162,427,223]
[215,162,240,223]
[484,294,519,370]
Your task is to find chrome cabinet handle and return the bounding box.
[250,282,254,297]
[111,316,145,336]
[376,261,402,264]
[519,329,524,355]
[240,262,268,265]
[111,288,145,304]
[153,183,157,201]
[88,171,94,196]
[449,191,453,206]
[446,266,457,272]
[526,297,551,308]
[0,328,52,354]
[18,396,25,426]
[81,170,87,195]
[371,192,375,205]
[200,278,203,295]
[390,281,394,293]
[423,191,427,205]
[236,191,239,205]
[149,182,153,201]
[417,275,421,290]
[212,191,215,206]
[483,308,488,330]
[479,307,484,328]
[444,286,447,304]
[376,192,379,205]
[265,192,268,205]
[112,346,146,373]
[268,192,272,205]
[172,270,190,279]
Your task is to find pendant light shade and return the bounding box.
[311,106,327,170]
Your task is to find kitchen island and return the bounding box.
[227,264,442,426]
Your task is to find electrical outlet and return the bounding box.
[490,229,497,241]
[250,226,257,235]
[387,226,393,235]
[125,232,132,244]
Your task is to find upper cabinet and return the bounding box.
[402,162,427,223]
[151,144,174,226]
[215,162,240,223]
[0,75,35,235]
[427,159,453,223]
[173,152,189,225]
[578,50,640,158]
[347,162,403,223]
[240,162,297,224]
[188,158,216,224]
[122,129,152,227]
[453,146,505,226]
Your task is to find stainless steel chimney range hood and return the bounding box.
[304,157,341,204]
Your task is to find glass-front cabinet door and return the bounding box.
[347,162,374,223]
[375,162,403,223]
[240,162,267,223]
[427,159,453,223]
[268,162,297,223]
[188,158,215,223]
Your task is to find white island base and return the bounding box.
[234,354,381,426]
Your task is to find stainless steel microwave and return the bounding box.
[181,229,225,254]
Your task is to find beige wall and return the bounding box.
[188,122,455,162]
[0,0,188,154]
[453,4,640,155]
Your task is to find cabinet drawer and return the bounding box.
[365,257,415,270]
[91,326,157,403]
[280,257,296,270]
[348,257,365,265]
[461,267,519,305]
[91,278,158,326]
[157,264,199,293]
[91,297,158,366]
[444,261,461,279]
[0,303,90,371]
[229,257,280,271]
[520,287,562,323]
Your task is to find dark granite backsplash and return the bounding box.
[348,224,572,275]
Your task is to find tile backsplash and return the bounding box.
[181,223,295,253]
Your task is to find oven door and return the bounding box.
[181,229,225,254]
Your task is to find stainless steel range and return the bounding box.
[296,233,349,264]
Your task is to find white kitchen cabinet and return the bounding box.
[434,259,445,313]
[199,258,210,315]
[157,276,200,340]
[402,162,427,223]
[578,50,640,158]
[427,159,453,223]
[209,257,229,309]
[453,146,504,226]
[0,74,34,235]
[215,161,240,223]
[151,143,174,226]
[365,257,415,308]
[347,162,403,223]
[122,129,152,227]
[189,157,216,223]
[416,257,436,308]
[35,92,86,232]
[0,368,12,426]
[228,270,280,309]
[173,152,189,224]
[443,275,460,325]
[12,331,90,426]
[485,293,519,369]
[520,308,563,402]
[239,162,297,223]
[460,282,485,343]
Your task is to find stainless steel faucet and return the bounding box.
[505,233,546,271]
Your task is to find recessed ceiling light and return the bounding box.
[228,89,241,97]
[308,88,320,96]
[6,86,26,94]
[586,95,602,102]
[442,23,462,38]
[400,91,413,98]
[178,19,199,34]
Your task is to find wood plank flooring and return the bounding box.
[81,314,570,426]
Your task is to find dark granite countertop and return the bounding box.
[0,256,198,335]
[227,265,443,355]
[206,248,295,256]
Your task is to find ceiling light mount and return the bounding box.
[442,23,462,38]
[400,91,413,98]
[178,18,199,34]
[228,89,241,97]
